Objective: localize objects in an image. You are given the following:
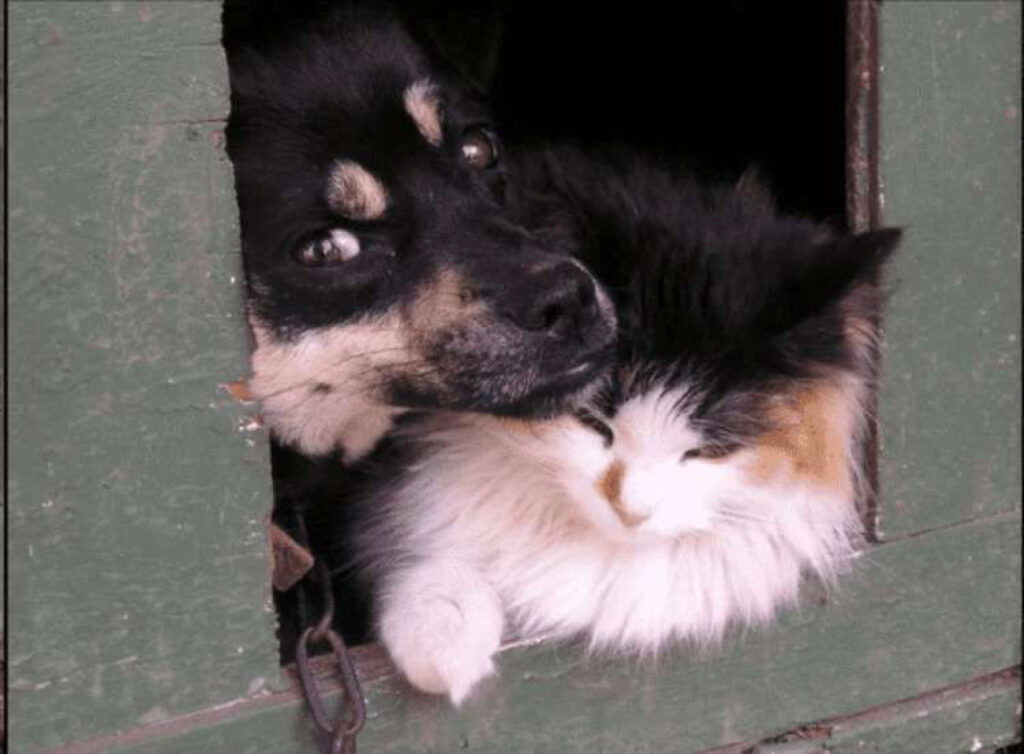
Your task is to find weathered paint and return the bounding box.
[749,668,1021,754]
[822,672,1020,754]
[5,1,1021,752]
[877,0,1022,538]
[60,516,1024,753]
[7,2,277,751]
[2,5,8,742]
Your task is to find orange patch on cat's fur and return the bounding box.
[598,459,624,506]
[749,381,856,496]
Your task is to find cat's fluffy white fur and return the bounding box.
[367,380,864,705]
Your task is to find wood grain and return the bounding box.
[6,3,277,750]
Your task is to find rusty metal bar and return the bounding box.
[847,0,881,233]
[846,0,883,540]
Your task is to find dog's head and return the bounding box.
[224,5,615,458]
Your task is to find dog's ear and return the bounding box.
[410,10,504,93]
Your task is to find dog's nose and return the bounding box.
[500,262,599,338]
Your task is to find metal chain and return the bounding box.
[291,525,366,753]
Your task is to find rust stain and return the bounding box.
[222,380,255,403]
[268,523,314,592]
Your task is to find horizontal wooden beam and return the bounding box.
[46,513,1021,753]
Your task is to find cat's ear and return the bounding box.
[769,227,901,331]
[821,227,902,286]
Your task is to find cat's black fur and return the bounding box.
[507,145,900,445]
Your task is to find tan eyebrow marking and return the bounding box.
[325,160,389,221]
[403,78,443,146]
[406,269,485,338]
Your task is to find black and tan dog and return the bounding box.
[223,2,615,465]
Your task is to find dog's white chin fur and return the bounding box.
[246,314,611,461]
[247,317,409,461]
[372,384,863,705]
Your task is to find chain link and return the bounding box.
[293,557,366,753]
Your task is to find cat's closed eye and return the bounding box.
[681,443,739,462]
[576,411,615,448]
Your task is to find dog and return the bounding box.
[223,2,617,649]
[223,2,616,464]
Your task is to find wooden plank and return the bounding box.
[876,0,1022,538]
[59,514,1020,753]
[2,6,8,745]
[824,678,1020,754]
[6,3,278,750]
[748,667,1020,754]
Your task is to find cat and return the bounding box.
[347,146,900,705]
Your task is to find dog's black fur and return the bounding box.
[222,2,617,650]
[224,2,614,457]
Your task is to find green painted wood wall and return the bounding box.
[6,2,277,751]
[5,1,1020,752]
[2,4,8,739]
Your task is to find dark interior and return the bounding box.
[486,3,848,225]
[222,2,849,662]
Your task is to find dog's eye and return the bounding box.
[681,444,738,463]
[576,411,614,448]
[459,127,499,169]
[295,229,361,267]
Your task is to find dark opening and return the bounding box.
[486,2,849,226]
[222,2,850,663]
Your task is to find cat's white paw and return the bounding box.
[379,561,503,706]
[389,601,498,705]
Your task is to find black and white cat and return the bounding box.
[349,148,900,704]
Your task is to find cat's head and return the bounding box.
[510,163,900,544]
